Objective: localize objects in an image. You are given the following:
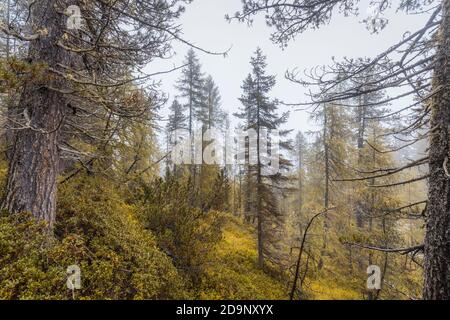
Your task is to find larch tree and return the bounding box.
[0,0,219,228]
[309,102,352,269]
[230,0,449,299]
[310,102,351,211]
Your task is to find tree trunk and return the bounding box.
[423,0,450,300]
[256,100,264,269]
[355,93,368,228]
[298,142,303,219]
[245,164,253,222]
[256,157,264,268]
[324,106,330,210]
[319,105,330,270]
[367,128,377,300]
[2,1,69,228]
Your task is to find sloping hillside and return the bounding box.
[199,214,288,299]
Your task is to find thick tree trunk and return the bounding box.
[2,1,69,227]
[423,0,450,300]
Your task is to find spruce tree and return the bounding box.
[197,75,223,130]
[175,49,204,180]
[176,48,204,138]
[166,99,187,175]
[234,48,292,268]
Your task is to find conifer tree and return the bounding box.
[197,75,223,130]
[176,49,204,137]
[295,132,307,223]
[175,48,204,180]
[196,75,224,200]
[166,98,187,176]
[0,0,196,227]
[234,48,292,268]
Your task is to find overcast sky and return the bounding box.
[148,0,430,138]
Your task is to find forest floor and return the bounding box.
[201,214,362,300]
[198,214,288,299]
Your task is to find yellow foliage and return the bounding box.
[198,214,288,300]
[308,280,361,300]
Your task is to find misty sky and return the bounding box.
[148,0,430,137]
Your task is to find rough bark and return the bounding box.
[423,0,450,300]
[2,1,70,227]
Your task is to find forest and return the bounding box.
[0,0,448,301]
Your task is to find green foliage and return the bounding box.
[0,175,186,299]
[133,174,288,299]
[200,168,231,212]
[0,58,49,92]
[0,166,289,300]
[137,175,224,290]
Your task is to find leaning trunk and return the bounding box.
[423,0,450,300]
[2,1,70,227]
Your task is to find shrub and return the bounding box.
[0,175,186,299]
[137,176,224,290]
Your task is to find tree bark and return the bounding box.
[355,92,368,228]
[423,0,450,300]
[2,1,70,227]
[298,141,303,219]
[256,94,264,269]
[319,105,330,270]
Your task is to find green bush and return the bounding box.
[0,175,186,299]
[137,176,224,290]
[0,171,290,300]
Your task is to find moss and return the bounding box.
[198,214,288,300]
